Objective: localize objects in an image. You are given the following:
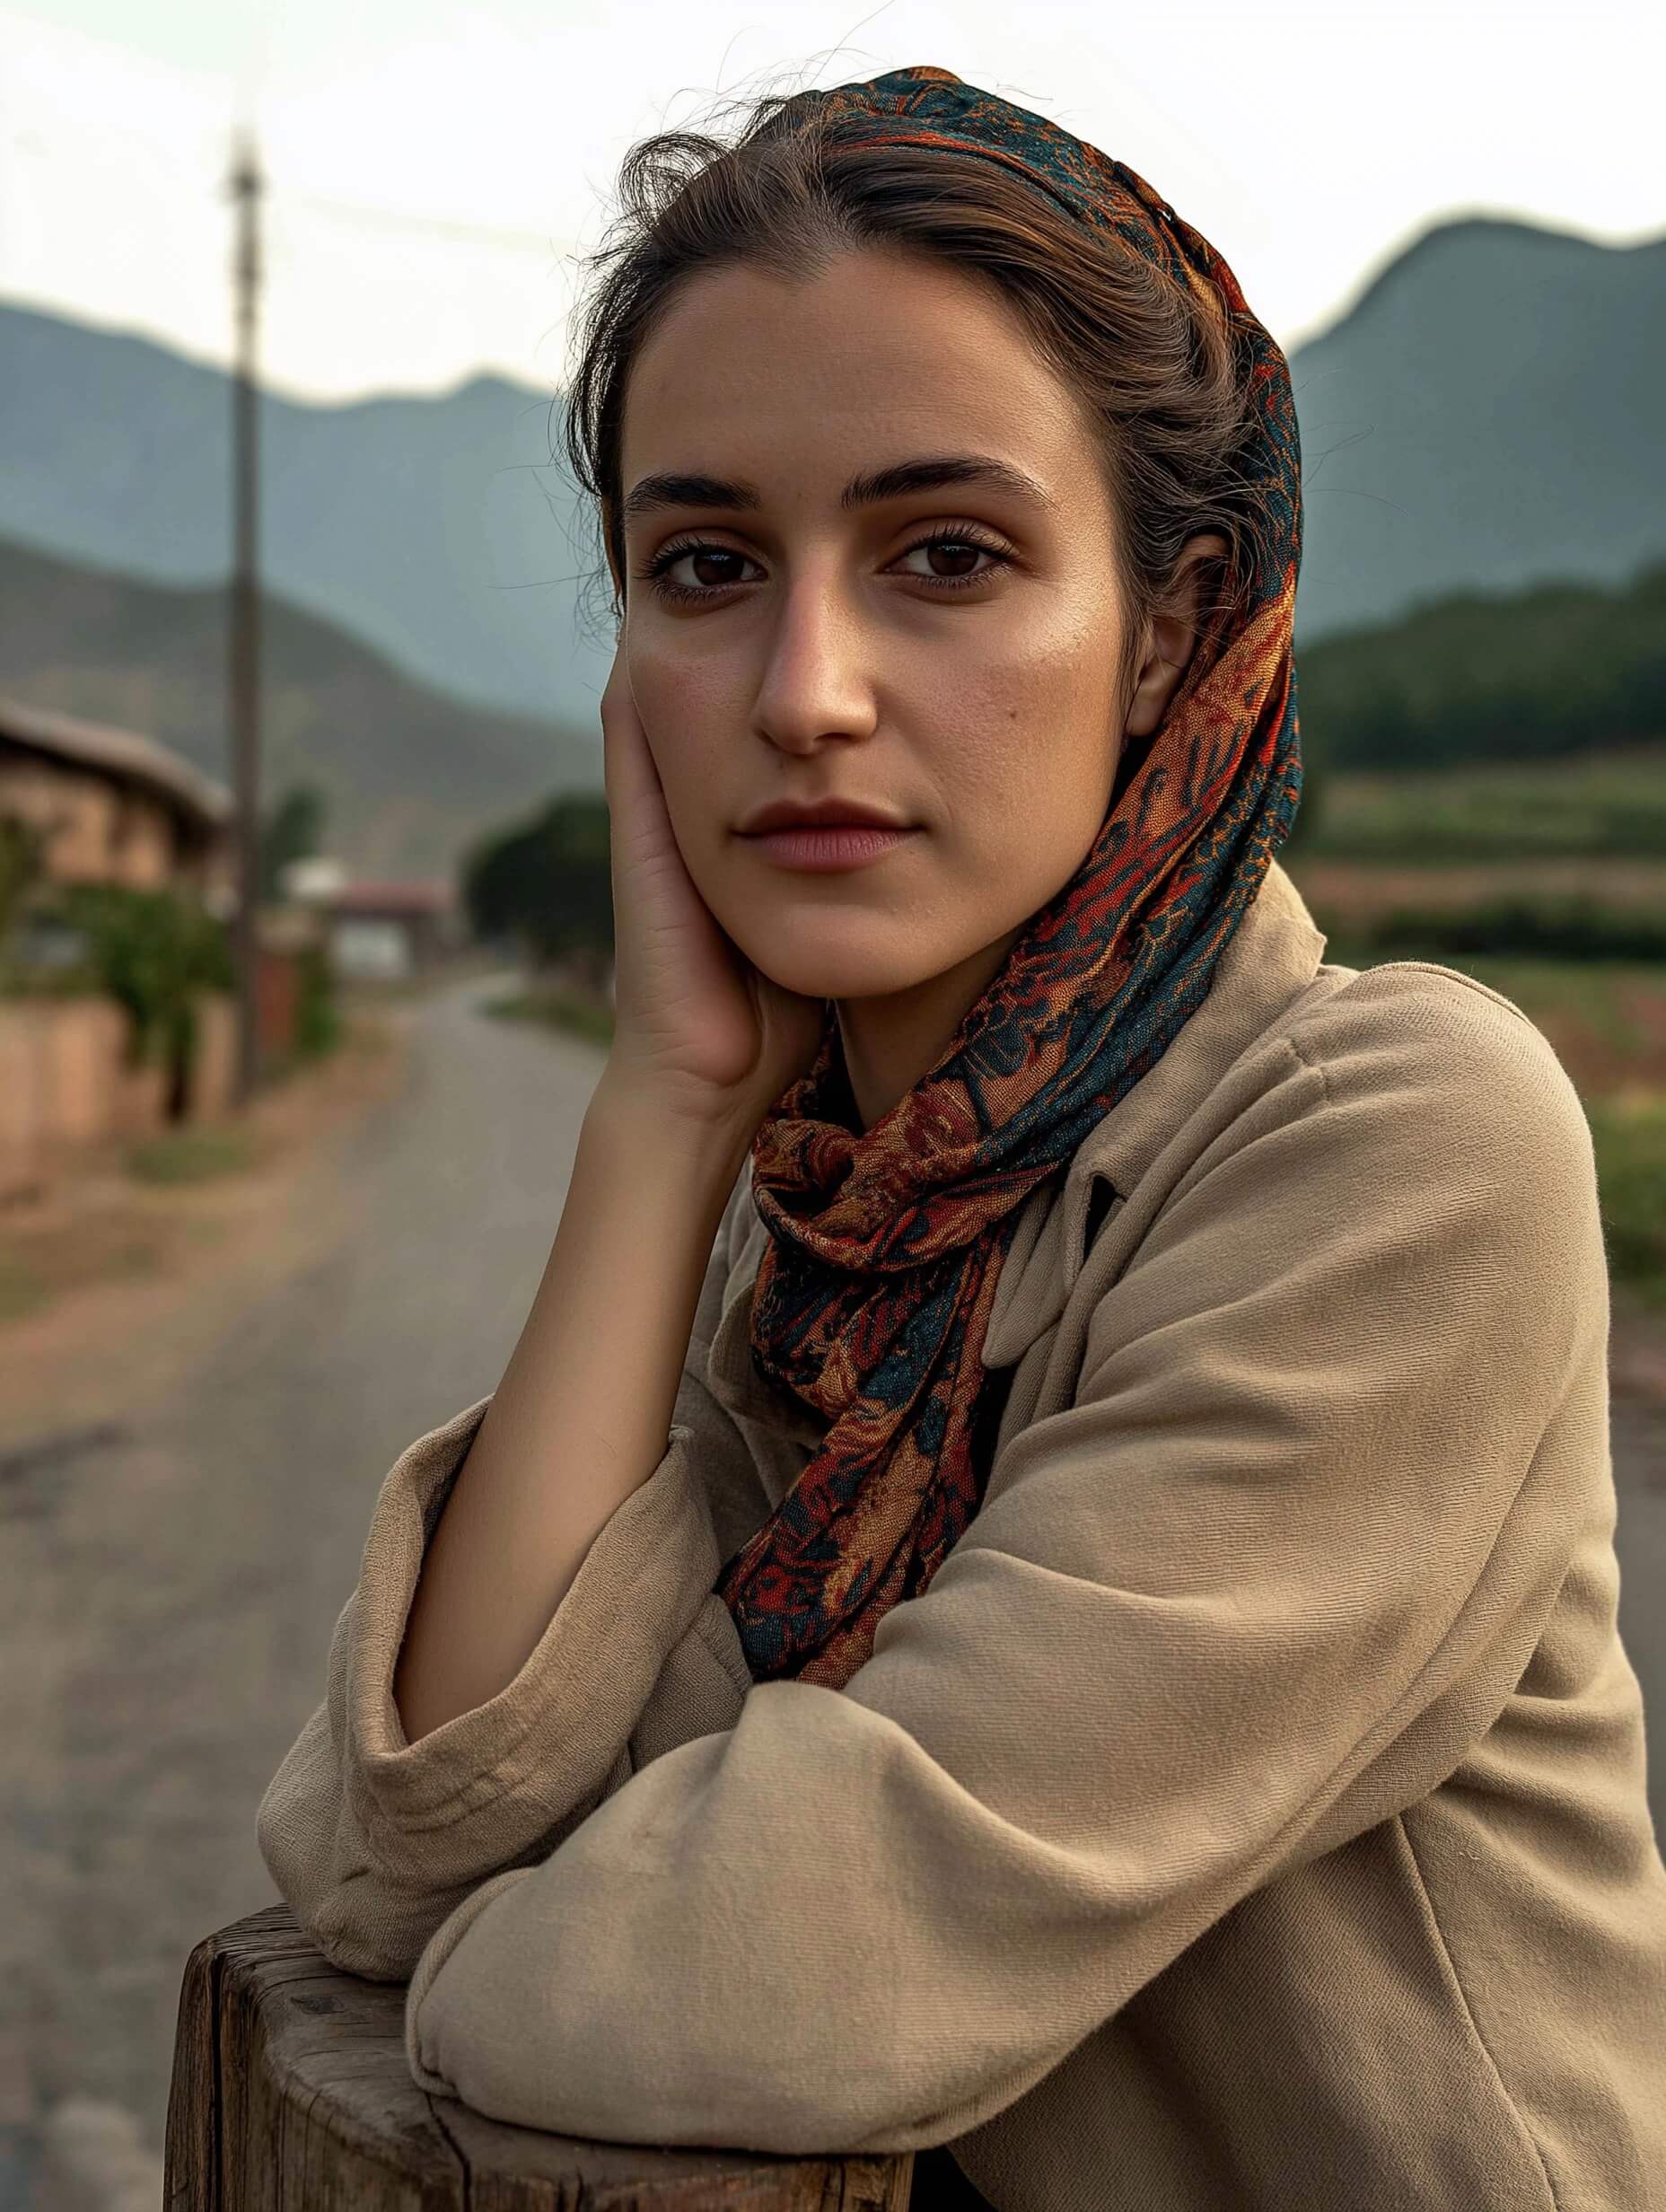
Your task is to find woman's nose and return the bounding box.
[749,575,881,755]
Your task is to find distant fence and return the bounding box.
[0,989,236,1200]
[166,1905,913,2210]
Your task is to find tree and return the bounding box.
[0,813,44,947]
[463,793,613,969]
[259,784,329,900]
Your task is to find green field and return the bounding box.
[1293,740,1665,1305]
[1294,741,1666,861]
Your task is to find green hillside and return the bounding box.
[0,534,600,878]
[1295,558,1666,777]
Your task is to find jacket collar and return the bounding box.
[706,857,1331,1430]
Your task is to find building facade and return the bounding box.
[0,697,232,902]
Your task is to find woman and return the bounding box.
[257,65,1666,2210]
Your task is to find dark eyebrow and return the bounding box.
[620,453,1057,528]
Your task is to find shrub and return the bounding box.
[30,882,234,1071]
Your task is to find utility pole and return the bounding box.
[227,135,263,1104]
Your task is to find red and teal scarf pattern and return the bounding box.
[713,65,1304,1689]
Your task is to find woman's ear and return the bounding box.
[1123,532,1230,740]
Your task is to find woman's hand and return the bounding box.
[598,642,829,1132]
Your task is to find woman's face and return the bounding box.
[611,246,1155,1005]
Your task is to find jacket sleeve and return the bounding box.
[401,980,1609,2155]
[255,1167,762,1982]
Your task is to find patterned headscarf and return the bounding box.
[711,65,1303,1688]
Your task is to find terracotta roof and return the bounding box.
[328,882,455,915]
[0,697,232,829]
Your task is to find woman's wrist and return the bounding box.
[587,1060,771,1180]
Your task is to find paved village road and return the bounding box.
[0,970,1662,2208]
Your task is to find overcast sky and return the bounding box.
[2,0,1660,405]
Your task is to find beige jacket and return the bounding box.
[258,858,1666,2212]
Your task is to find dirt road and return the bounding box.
[0,971,1661,2208]
[0,975,609,2208]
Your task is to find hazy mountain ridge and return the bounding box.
[1292,217,1666,629]
[0,303,598,726]
[3,211,1662,730]
[0,535,598,877]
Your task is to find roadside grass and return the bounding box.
[482,985,617,1049]
[0,1250,48,1323]
[127,1127,258,1186]
[0,1006,405,1336]
[0,1128,258,1331]
[1582,1093,1666,1312]
[0,1216,167,1323]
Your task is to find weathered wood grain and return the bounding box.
[165,1906,913,2209]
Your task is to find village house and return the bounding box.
[0,698,237,1198]
[281,859,459,981]
[0,696,233,905]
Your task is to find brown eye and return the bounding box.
[922,542,981,579]
[635,525,1013,606]
[640,540,758,601]
[897,529,1013,591]
[686,549,749,588]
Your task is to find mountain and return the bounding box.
[0,535,596,878]
[1292,217,1666,638]
[2,211,1662,724]
[0,306,603,729]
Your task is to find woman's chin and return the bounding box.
[741,933,948,1005]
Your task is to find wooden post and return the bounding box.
[165,1905,914,2209]
[226,135,264,1108]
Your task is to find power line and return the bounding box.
[8,125,590,259]
[287,190,587,258]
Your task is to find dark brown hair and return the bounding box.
[560,81,1276,787]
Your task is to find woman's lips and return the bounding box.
[740,823,919,873]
